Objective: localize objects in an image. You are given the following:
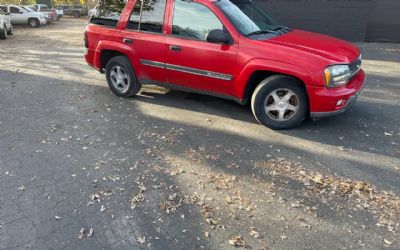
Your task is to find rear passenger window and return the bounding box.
[127,0,166,33]
[90,0,127,28]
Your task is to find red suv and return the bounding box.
[85,0,365,129]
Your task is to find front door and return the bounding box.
[120,0,168,84]
[165,0,238,96]
[9,6,25,24]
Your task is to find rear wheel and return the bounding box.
[105,56,141,98]
[251,75,308,130]
[0,25,7,40]
[28,18,40,28]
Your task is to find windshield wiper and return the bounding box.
[245,29,279,37]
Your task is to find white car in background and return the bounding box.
[0,8,13,39]
[0,5,46,28]
[21,6,51,24]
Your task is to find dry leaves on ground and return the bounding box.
[259,159,400,233]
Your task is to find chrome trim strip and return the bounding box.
[165,63,233,81]
[139,60,233,81]
[140,59,165,69]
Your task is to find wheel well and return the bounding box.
[100,50,126,72]
[243,70,309,106]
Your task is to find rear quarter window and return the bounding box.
[90,0,127,28]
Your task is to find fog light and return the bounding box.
[336,99,344,106]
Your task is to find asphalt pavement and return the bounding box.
[0,18,399,249]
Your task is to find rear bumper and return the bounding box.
[308,69,366,118]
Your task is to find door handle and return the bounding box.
[123,38,132,44]
[170,45,181,51]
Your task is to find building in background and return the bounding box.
[256,0,400,42]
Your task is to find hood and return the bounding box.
[268,30,360,63]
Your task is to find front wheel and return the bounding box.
[28,18,40,28]
[251,75,308,130]
[105,56,141,98]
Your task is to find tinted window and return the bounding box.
[172,0,223,41]
[127,0,166,33]
[0,6,6,12]
[0,9,3,15]
[10,7,21,13]
[90,0,127,27]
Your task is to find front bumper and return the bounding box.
[308,69,366,118]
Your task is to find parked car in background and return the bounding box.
[88,8,95,17]
[0,8,13,39]
[55,8,63,20]
[21,6,51,24]
[57,5,87,18]
[0,5,46,28]
[85,0,365,129]
[29,4,57,22]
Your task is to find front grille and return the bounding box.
[349,55,362,79]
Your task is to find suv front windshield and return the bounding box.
[214,0,284,37]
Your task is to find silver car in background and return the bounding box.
[0,5,46,28]
[0,8,13,39]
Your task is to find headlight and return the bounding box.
[324,65,351,88]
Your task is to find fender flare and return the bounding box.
[93,40,137,71]
[234,58,314,101]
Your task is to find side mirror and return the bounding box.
[19,10,23,14]
[206,29,230,44]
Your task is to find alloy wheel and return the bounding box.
[110,65,130,93]
[264,88,300,121]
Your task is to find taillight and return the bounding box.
[84,31,88,48]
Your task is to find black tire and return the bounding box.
[0,26,7,40]
[28,18,40,28]
[251,75,308,130]
[7,24,13,35]
[105,56,141,98]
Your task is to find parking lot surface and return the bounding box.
[0,18,399,249]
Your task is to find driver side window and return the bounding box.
[10,7,21,14]
[172,0,223,41]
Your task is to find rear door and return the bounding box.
[164,0,238,96]
[119,0,168,84]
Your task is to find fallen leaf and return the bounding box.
[137,236,146,244]
[384,239,392,245]
[87,228,94,238]
[249,229,261,238]
[229,235,245,247]
[78,228,85,240]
